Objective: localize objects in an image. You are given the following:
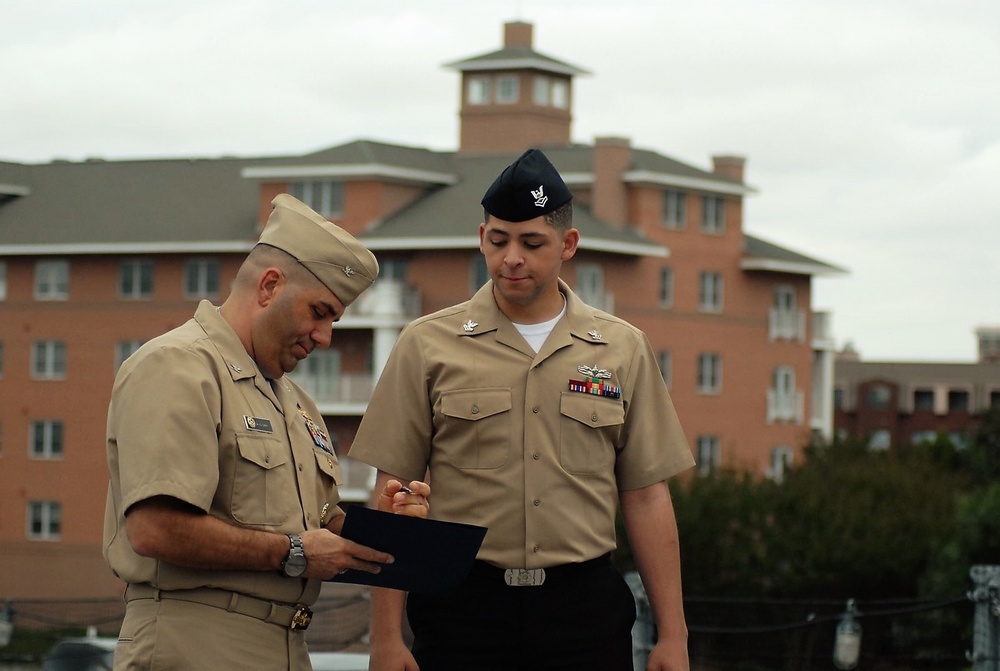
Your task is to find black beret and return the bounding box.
[481,149,573,222]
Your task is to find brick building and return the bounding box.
[833,326,1000,449]
[0,21,844,600]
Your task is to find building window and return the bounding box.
[768,446,794,483]
[27,501,62,540]
[32,340,67,380]
[183,258,220,299]
[698,271,723,312]
[289,180,344,218]
[866,384,892,410]
[768,366,802,424]
[658,267,673,308]
[467,76,491,105]
[470,255,489,294]
[948,390,970,413]
[868,429,891,451]
[696,353,722,394]
[695,435,720,476]
[658,350,672,388]
[34,259,69,300]
[913,389,934,412]
[552,80,569,109]
[770,285,804,341]
[662,190,686,229]
[533,75,550,106]
[0,260,6,300]
[29,420,63,459]
[288,348,342,406]
[701,196,725,234]
[833,387,844,410]
[115,340,145,372]
[495,75,519,104]
[992,391,1000,409]
[575,264,611,312]
[119,259,154,299]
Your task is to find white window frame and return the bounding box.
[115,340,145,372]
[34,259,69,300]
[658,350,672,388]
[662,190,686,229]
[290,180,344,218]
[495,75,519,104]
[768,446,795,482]
[767,366,803,424]
[469,255,489,295]
[533,75,550,106]
[701,196,725,234]
[467,76,491,105]
[575,263,612,312]
[288,349,343,405]
[119,258,154,299]
[32,340,67,380]
[183,258,220,300]
[696,353,722,394]
[551,80,569,109]
[699,271,724,313]
[659,267,674,308]
[695,435,721,476]
[27,501,62,541]
[29,420,63,459]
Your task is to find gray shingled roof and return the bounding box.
[0,138,840,276]
[445,45,588,77]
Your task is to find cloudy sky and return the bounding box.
[3,0,998,362]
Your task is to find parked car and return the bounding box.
[41,635,369,671]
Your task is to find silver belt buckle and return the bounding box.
[504,568,546,587]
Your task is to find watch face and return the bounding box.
[283,554,307,577]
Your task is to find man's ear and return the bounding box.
[257,267,283,306]
[561,228,580,261]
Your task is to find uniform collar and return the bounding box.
[457,280,610,350]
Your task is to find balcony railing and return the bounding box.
[769,308,806,342]
[288,372,374,406]
[767,389,804,424]
[576,289,615,314]
[345,279,421,322]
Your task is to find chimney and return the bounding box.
[592,137,632,228]
[504,21,533,48]
[711,155,746,182]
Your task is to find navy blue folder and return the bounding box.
[329,506,487,595]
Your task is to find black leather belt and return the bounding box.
[470,553,612,587]
[124,584,313,631]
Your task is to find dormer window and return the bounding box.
[290,180,344,218]
[467,77,491,105]
[495,75,519,104]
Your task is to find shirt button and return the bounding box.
[532,452,541,460]
[591,413,599,422]
[532,545,540,553]
[264,455,270,464]
[533,499,540,506]
[471,405,480,414]
[327,458,334,469]
[532,406,540,414]
[298,464,304,472]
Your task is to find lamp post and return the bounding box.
[833,598,861,670]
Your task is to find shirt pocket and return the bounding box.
[439,388,512,470]
[559,392,625,475]
[231,432,293,527]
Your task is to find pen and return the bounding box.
[398,486,414,495]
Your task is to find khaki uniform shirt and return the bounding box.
[103,300,344,606]
[350,281,694,569]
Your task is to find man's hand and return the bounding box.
[378,479,429,517]
[299,528,394,580]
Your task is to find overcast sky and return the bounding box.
[3,0,998,362]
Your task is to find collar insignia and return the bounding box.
[587,330,603,341]
[463,319,479,332]
[578,364,612,379]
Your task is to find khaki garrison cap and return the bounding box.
[257,194,379,307]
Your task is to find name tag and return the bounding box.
[244,416,273,433]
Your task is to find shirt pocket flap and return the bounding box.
[441,388,512,421]
[314,449,343,483]
[236,433,289,470]
[560,392,625,428]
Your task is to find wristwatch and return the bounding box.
[281,534,307,577]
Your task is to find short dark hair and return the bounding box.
[483,201,573,231]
